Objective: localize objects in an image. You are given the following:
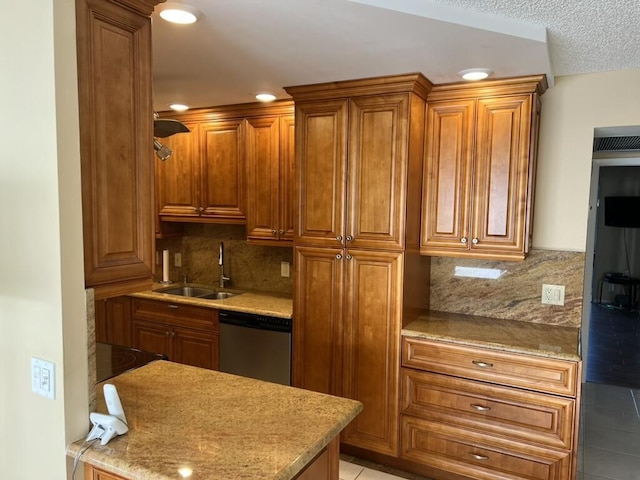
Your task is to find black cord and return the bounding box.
[72,438,99,480]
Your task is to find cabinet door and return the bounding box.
[246,116,281,243]
[279,114,296,243]
[200,119,246,222]
[420,100,475,254]
[401,416,572,480]
[292,246,345,395]
[132,319,171,359]
[173,327,219,370]
[471,95,533,257]
[342,250,403,456]
[76,0,157,298]
[85,464,127,480]
[347,95,409,251]
[295,100,348,246]
[156,122,200,218]
[95,296,132,347]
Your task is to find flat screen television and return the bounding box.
[604,196,640,228]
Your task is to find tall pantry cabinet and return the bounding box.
[285,75,431,457]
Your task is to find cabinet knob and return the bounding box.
[472,237,479,244]
[198,206,204,213]
[461,237,468,244]
[346,254,352,260]
[472,360,493,368]
[470,404,491,412]
[167,304,179,309]
[468,453,489,461]
[336,254,342,260]
[346,235,353,242]
[279,229,284,235]
[272,229,277,235]
[336,235,343,242]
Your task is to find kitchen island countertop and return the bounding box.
[68,361,362,480]
[403,310,581,361]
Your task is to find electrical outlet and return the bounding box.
[174,253,182,267]
[541,284,565,306]
[281,261,290,278]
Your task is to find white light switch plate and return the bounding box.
[31,357,55,399]
[174,253,182,267]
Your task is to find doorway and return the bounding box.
[582,134,640,388]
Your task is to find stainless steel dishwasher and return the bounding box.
[219,310,292,385]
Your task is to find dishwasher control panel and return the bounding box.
[219,310,292,332]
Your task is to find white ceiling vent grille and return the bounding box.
[593,136,640,152]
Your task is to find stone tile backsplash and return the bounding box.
[429,250,585,327]
[155,224,293,296]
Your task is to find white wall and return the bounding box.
[534,69,640,251]
[0,1,88,478]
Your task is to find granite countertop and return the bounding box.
[68,361,362,480]
[403,310,581,361]
[131,283,293,318]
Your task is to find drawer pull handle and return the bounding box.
[470,404,491,412]
[468,452,489,461]
[472,360,493,368]
[167,304,179,309]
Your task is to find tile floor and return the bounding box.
[340,382,640,480]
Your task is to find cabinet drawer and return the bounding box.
[401,416,571,480]
[401,368,575,449]
[402,337,578,396]
[131,298,218,332]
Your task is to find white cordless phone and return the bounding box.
[86,384,129,445]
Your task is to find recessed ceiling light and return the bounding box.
[255,93,276,102]
[159,4,200,24]
[170,104,190,112]
[458,68,493,81]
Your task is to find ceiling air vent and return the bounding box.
[593,136,640,152]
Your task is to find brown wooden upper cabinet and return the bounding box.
[155,102,295,230]
[76,0,162,299]
[293,94,415,251]
[156,117,246,224]
[421,75,547,261]
[245,113,296,245]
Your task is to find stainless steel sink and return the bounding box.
[199,292,237,300]
[155,286,217,297]
[154,285,241,300]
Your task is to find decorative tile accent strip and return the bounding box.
[429,250,585,327]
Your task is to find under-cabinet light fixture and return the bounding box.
[458,68,493,81]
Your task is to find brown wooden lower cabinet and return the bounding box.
[401,416,571,480]
[94,296,132,347]
[131,298,219,371]
[400,337,581,480]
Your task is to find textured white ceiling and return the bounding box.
[152,0,639,110]
[430,0,640,75]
